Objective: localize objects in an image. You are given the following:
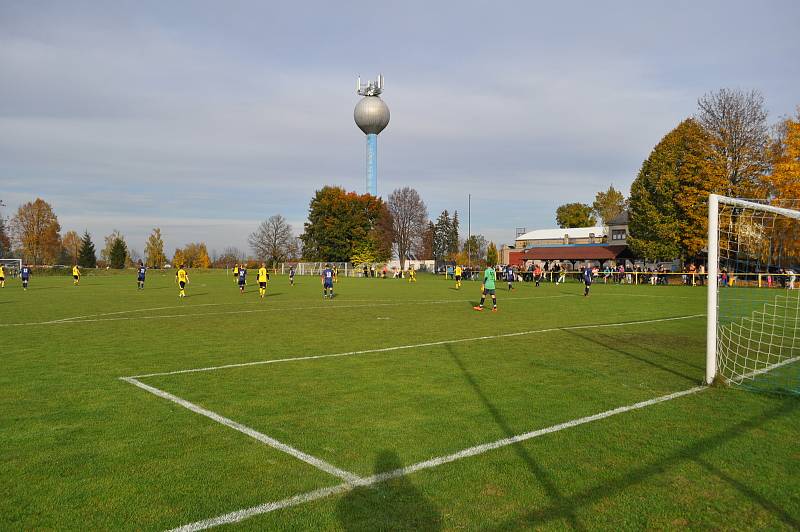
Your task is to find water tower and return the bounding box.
[354,74,390,196]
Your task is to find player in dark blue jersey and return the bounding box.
[505,266,515,290]
[321,264,334,299]
[583,264,592,297]
[137,261,146,289]
[289,266,295,286]
[238,265,247,294]
[21,265,31,290]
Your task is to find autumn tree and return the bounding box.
[556,203,596,228]
[300,186,392,262]
[628,118,726,262]
[387,187,428,270]
[418,221,435,260]
[696,88,770,197]
[592,185,627,225]
[249,215,293,267]
[78,231,97,268]
[62,230,81,264]
[0,212,12,258]
[178,242,211,268]
[109,237,128,269]
[486,242,498,267]
[144,227,166,268]
[214,246,246,268]
[762,112,800,262]
[10,198,62,264]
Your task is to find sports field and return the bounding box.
[2,271,798,530]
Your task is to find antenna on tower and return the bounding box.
[357,74,383,96]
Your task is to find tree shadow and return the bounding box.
[445,344,586,530]
[488,398,799,530]
[337,450,441,531]
[562,328,700,384]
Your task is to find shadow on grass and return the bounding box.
[562,328,700,384]
[446,344,586,531]
[337,450,441,531]
[488,397,799,530]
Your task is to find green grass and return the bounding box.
[1,271,798,530]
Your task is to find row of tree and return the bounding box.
[552,88,799,264]
[628,89,799,262]
[555,185,627,228]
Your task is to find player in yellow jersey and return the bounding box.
[72,264,81,285]
[232,264,239,284]
[0,264,5,288]
[257,262,270,299]
[175,265,189,298]
[407,266,416,283]
[454,265,462,289]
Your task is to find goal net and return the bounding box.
[706,195,800,394]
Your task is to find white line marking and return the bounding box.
[168,385,707,531]
[0,295,573,327]
[121,377,362,484]
[128,314,705,379]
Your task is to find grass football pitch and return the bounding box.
[2,270,798,530]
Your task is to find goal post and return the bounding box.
[706,194,800,393]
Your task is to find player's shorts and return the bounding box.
[238,279,246,286]
[138,276,145,282]
[259,282,266,289]
[323,281,333,288]
[455,275,461,282]
[483,288,496,295]
[0,276,4,281]
[179,281,186,289]
[584,279,592,286]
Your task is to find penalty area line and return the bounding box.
[128,313,705,379]
[120,377,362,484]
[168,385,707,532]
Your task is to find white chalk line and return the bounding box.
[0,294,574,327]
[168,385,707,532]
[128,313,705,379]
[121,377,362,484]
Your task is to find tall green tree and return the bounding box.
[448,211,460,256]
[432,210,451,264]
[300,186,391,262]
[486,242,499,266]
[592,185,627,225]
[109,237,127,269]
[556,203,596,228]
[463,234,487,264]
[78,230,97,268]
[628,118,726,261]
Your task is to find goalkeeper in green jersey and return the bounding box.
[473,265,498,312]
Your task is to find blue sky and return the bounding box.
[1,1,798,258]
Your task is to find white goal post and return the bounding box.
[706,194,800,389]
[0,258,22,275]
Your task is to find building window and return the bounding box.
[612,229,626,241]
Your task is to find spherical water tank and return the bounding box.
[354,96,390,135]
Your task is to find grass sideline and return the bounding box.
[1,270,798,530]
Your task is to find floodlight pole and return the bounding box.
[467,195,472,268]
